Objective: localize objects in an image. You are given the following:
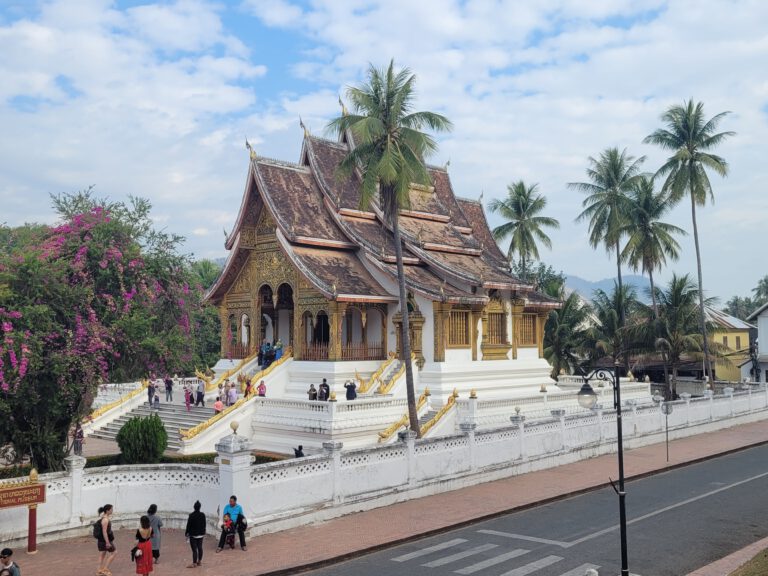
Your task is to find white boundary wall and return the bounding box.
[3,385,768,546]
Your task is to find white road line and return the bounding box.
[499,555,563,575]
[422,543,499,567]
[454,549,531,574]
[477,530,570,548]
[558,564,601,576]
[391,538,467,562]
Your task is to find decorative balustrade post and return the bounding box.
[64,455,86,526]
[680,393,692,426]
[467,390,478,426]
[322,441,344,505]
[724,387,734,417]
[510,415,526,459]
[748,386,753,412]
[550,409,566,451]
[705,389,714,421]
[594,404,604,443]
[399,430,418,487]
[216,422,253,520]
[459,422,477,472]
[625,400,637,437]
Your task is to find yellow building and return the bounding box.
[706,307,755,382]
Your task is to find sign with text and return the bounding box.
[0,483,46,509]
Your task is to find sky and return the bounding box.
[1,0,766,303]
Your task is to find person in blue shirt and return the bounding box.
[217,495,247,552]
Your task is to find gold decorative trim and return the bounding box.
[377,393,428,443]
[88,379,149,421]
[376,352,414,395]
[420,389,458,436]
[357,352,396,394]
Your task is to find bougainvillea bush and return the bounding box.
[0,190,219,471]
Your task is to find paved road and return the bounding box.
[306,444,768,576]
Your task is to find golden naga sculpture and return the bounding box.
[420,390,459,436]
[377,393,428,443]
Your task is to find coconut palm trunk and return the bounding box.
[689,169,714,383]
[389,201,420,436]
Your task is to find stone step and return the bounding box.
[418,410,438,427]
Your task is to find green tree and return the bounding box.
[544,292,590,379]
[619,176,685,314]
[511,261,566,300]
[116,413,168,464]
[643,100,735,382]
[328,61,452,436]
[191,259,222,291]
[752,275,768,305]
[570,147,646,334]
[489,181,559,279]
[585,283,640,369]
[722,296,757,322]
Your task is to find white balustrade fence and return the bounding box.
[3,386,768,546]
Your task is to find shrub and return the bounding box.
[116,414,168,464]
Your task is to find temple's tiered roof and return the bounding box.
[207,132,558,309]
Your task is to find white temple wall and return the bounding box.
[414,292,435,363]
[277,309,291,343]
[366,309,383,345]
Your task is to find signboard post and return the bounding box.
[0,469,46,554]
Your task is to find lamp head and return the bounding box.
[577,382,598,409]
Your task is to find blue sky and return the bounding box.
[1,0,766,302]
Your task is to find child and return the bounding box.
[218,513,236,551]
[214,396,224,414]
[184,385,192,412]
[153,391,160,410]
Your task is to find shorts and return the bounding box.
[97,540,115,553]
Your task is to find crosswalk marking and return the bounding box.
[454,548,531,574]
[498,555,563,575]
[558,564,601,576]
[391,538,467,562]
[478,529,570,548]
[422,543,499,567]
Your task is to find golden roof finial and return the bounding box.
[478,190,484,203]
[338,94,348,116]
[444,158,451,170]
[299,116,309,137]
[245,137,256,160]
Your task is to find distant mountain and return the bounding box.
[565,274,651,302]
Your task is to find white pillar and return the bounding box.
[594,405,604,443]
[64,455,86,527]
[680,393,691,426]
[323,441,344,504]
[510,415,526,459]
[400,431,417,487]
[706,389,714,421]
[460,422,477,472]
[550,409,566,452]
[216,422,253,522]
[724,387,734,417]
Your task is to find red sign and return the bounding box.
[0,483,46,509]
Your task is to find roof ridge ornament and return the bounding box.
[245,137,256,160]
[338,94,348,116]
[300,116,309,137]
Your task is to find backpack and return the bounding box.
[93,519,102,539]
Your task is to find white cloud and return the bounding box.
[192,227,210,236]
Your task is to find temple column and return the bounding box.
[471,309,482,361]
[432,302,452,362]
[219,302,228,358]
[537,312,548,359]
[328,301,347,361]
[511,298,525,360]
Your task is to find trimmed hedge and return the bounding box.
[0,465,32,480]
[116,414,168,464]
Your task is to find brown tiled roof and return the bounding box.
[455,197,509,267]
[429,168,470,228]
[305,136,361,210]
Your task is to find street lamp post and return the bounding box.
[577,361,629,576]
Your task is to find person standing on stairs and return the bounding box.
[147,379,155,406]
[195,379,205,407]
[164,375,173,403]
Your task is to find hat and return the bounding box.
[0,548,12,558]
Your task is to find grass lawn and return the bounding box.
[730,548,768,575]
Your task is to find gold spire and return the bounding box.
[299,116,309,137]
[338,94,348,116]
[245,137,256,160]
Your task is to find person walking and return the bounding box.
[96,504,116,576]
[195,379,205,407]
[164,376,173,402]
[147,504,163,564]
[185,500,207,568]
[73,422,84,456]
[214,396,224,414]
[244,379,253,398]
[216,495,247,552]
[227,383,238,406]
[257,380,266,397]
[147,379,155,406]
[0,548,21,576]
[183,384,192,412]
[134,515,154,576]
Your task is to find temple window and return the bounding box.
[487,312,507,344]
[519,313,537,346]
[448,310,471,348]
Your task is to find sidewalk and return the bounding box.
[18,419,768,576]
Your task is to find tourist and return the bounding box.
[183,385,192,412]
[227,383,238,406]
[217,382,224,399]
[147,504,163,563]
[274,338,283,361]
[263,342,274,368]
[164,375,173,402]
[258,338,268,367]
[257,380,266,397]
[0,548,20,576]
[73,422,84,456]
[307,384,317,400]
[153,390,160,410]
[244,379,253,398]
[294,445,305,458]
[147,379,155,406]
[96,503,116,576]
[344,380,357,400]
[214,396,224,414]
[134,515,154,576]
[319,378,330,401]
[185,500,206,568]
[195,379,205,407]
[216,495,246,552]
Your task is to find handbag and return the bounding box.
[131,546,142,561]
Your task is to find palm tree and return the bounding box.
[619,176,686,314]
[569,148,646,333]
[543,292,590,380]
[643,100,734,382]
[327,61,452,436]
[190,259,222,290]
[586,283,640,369]
[752,275,768,306]
[488,180,560,280]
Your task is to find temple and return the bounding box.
[206,127,561,408]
